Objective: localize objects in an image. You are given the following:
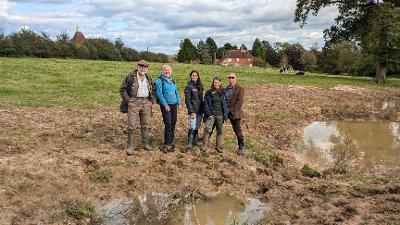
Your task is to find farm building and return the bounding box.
[216,44,254,66]
[71,25,86,46]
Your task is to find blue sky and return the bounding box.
[0,0,338,54]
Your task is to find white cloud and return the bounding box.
[0,0,16,17]
[0,0,338,54]
[302,31,323,39]
[8,0,68,2]
[19,25,29,30]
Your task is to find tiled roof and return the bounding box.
[71,31,86,45]
[224,50,254,59]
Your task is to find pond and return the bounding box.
[297,121,400,167]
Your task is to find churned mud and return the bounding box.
[0,84,399,225]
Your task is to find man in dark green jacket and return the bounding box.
[120,60,154,155]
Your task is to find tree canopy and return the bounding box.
[197,40,212,64]
[294,0,400,83]
[177,38,197,63]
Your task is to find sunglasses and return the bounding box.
[228,77,235,79]
[139,65,149,68]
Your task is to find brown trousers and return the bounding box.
[229,118,243,141]
[127,97,152,132]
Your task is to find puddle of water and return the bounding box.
[96,194,269,225]
[96,199,132,225]
[298,121,400,167]
[183,195,268,225]
[96,192,180,225]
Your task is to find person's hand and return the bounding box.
[165,105,170,112]
[190,113,196,119]
[177,105,180,110]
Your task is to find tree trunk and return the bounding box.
[375,61,387,84]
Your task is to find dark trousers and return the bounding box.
[160,104,178,145]
[230,118,244,143]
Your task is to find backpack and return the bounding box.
[154,75,175,105]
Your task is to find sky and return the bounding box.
[0,0,338,54]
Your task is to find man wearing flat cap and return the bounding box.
[120,60,154,155]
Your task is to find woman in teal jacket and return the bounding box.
[155,64,181,152]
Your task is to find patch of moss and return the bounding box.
[301,164,321,178]
[247,141,284,168]
[88,170,109,183]
[60,200,102,223]
[111,160,138,168]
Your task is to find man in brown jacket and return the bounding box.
[225,72,245,155]
[120,60,154,155]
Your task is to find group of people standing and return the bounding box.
[120,60,245,157]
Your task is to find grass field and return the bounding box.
[1,57,399,108]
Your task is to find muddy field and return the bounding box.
[1,84,400,225]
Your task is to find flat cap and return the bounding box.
[137,60,149,67]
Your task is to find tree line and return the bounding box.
[1,26,398,80]
[0,29,169,62]
[176,36,400,78]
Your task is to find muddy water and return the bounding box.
[298,121,400,167]
[183,195,268,225]
[96,194,269,225]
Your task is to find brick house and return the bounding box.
[216,44,254,66]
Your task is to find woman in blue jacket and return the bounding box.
[201,77,229,154]
[155,64,181,152]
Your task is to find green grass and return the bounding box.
[60,200,102,222]
[110,160,138,168]
[247,140,284,168]
[0,57,399,108]
[88,170,109,183]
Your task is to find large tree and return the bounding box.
[177,38,197,63]
[251,38,267,62]
[56,31,75,58]
[318,43,360,74]
[205,37,218,62]
[294,0,400,83]
[262,40,280,67]
[285,43,305,70]
[301,50,317,71]
[197,40,212,64]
